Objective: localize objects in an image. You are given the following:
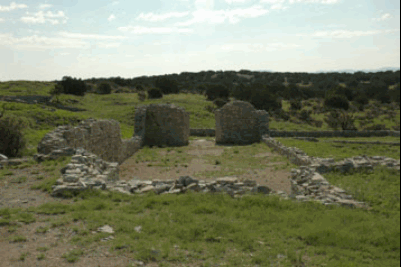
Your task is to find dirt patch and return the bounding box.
[187,148,224,156]
[120,138,293,194]
[119,158,222,181]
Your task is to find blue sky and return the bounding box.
[0,0,400,81]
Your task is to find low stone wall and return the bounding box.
[189,129,400,138]
[52,148,290,199]
[263,136,400,209]
[262,136,400,173]
[52,148,120,197]
[36,119,142,164]
[289,167,369,209]
[322,140,400,146]
[268,130,401,138]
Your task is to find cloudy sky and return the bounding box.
[0,0,400,81]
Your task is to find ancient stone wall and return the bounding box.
[268,130,401,138]
[189,129,400,138]
[134,104,190,147]
[36,119,141,164]
[215,101,269,145]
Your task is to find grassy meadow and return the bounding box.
[0,81,400,266]
[0,165,399,266]
[0,81,399,156]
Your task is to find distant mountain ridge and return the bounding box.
[313,67,400,74]
[256,67,400,74]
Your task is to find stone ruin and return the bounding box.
[52,147,285,199]
[134,104,190,147]
[215,101,269,145]
[35,119,141,164]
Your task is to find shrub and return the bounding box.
[213,98,229,108]
[205,84,230,101]
[138,91,146,102]
[232,83,252,102]
[363,124,389,131]
[57,76,88,96]
[353,94,369,107]
[136,84,144,91]
[298,110,312,122]
[290,99,302,110]
[275,110,290,121]
[49,84,63,103]
[155,77,179,95]
[96,82,112,95]
[250,89,282,112]
[324,110,357,131]
[147,88,163,99]
[0,112,27,158]
[324,95,350,110]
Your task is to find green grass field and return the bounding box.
[2,166,399,266]
[0,81,400,157]
[275,138,401,161]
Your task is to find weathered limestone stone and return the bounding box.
[215,101,269,145]
[134,104,190,147]
[36,119,142,164]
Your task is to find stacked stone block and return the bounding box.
[35,119,141,164]
[215,101,269,145]
[134,104,190,147]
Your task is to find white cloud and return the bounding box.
[21,11,68,25]
[373,13,393,22]
[298,29,400,38]
[108,14,116,21]
[58,32,127,40]
[0,33,88,49]
[225,0,251,4]
[289,0,340,4]
[260,0,288,10]
[137,11,190,22]
[97,42,121,48]
[118,26,193,34]
[39,4,52,9]
[195,0,215,10]
[176,5,268,26]
[220,42,300,52]
[0,18,4,22]
[0,2,28,12]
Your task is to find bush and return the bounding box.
[324,95,350,110]
[147,88,163,99]
[205,84,230,101]
[290,99,302,110]
[354,93,369,106]
[250,89,282,112]
[213,98,229,108]
[324,110,357,131]
[0,113,27,158]
[363,124,389,131]
[232,83,252,102]
[57,76,88,96]
[49,84,64,103]
[138,91,146,102]
[155,77,179,95]
[96,82,112,95]
[298,110,312,122]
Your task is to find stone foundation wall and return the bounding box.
[215,101,269,145]
[268,130,400,138]
[134,104,190,147]
[36,119,142,164]
[189,129,400,138]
